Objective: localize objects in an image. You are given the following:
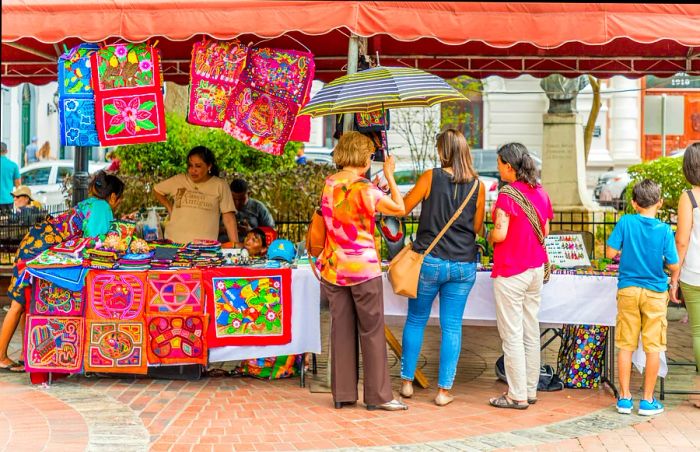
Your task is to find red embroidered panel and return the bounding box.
[24,315,84,374]
[84,320,148,374]
[146,314,208,365]
[202,268,292,346]
[146,270,204,314]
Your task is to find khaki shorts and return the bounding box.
[615,286,668,352]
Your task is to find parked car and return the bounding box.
[303,150,334,166]
[20,160,109,207]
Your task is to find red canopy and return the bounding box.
[2,1,700,85]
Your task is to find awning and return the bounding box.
[2,1,700,85]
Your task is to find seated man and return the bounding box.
[230,178,275,236]
[11,185,44,225]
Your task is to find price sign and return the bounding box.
[545,234,591,268]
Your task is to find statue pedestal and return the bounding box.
[541,113,597,211]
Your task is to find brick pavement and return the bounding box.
[0,307,698,451]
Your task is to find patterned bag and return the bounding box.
[557,324,609,388]
[91,42,166,145]
[223,46,315,155]
[235,354,302,379]
[187,39,247,128]
[58,43,100,146]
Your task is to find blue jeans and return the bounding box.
[400,254,477,389]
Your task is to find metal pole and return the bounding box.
[72,146,91,206]
[661,94,667,157]
[342,35,360,133]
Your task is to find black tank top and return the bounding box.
[412,169,478,262]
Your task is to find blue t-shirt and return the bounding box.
[1,155,20,204]
[75,197,114,237]
[26,143,38,163]
[607,214,679,293]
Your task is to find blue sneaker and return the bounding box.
[616,397,633,414]
[638,398,664,416]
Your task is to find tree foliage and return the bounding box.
[625,156,689,220]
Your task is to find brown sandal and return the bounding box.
[489,393,528,410]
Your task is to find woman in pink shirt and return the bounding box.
[488,142,553,410]
[317,131,407,411]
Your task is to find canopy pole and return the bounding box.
[72,146,91,206]
[342,35,360,133]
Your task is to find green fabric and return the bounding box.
[681,281,700,372]
[75,197,114,238]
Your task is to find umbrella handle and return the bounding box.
[382,102,389,158]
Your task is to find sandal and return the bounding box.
[0,361,24,373]
[528,398,538,405]
[489,393,528,410]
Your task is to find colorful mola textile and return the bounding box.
[223,47,315,155]
[147,270,204,314]
[31,278,84,316]
[146,314,208,365]
[86,271,147,320]
[58,43,100,146]
[203,268,292,346]
[91,42,166,146]
[84,320,147,374]
[187,39,247,128]
[24,315,84,374]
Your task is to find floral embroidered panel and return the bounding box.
[91,43,166,146]
[202,268,292,346]
[24,316,84,374]
[146,314,208,365]
[187,39,247,128]
[58,43,100,146]
[84,320,148,374]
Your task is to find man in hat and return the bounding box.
[11,185,43,225]
[1,142,21,212]
[24,136,38,166]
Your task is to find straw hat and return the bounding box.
[11,185,33,200]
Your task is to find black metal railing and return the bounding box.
[0,204,68,265]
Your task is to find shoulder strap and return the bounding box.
[424,178,479,255]
[500,184,545,245]
[687,189,698,209]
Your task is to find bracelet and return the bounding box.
[669,282,678,289]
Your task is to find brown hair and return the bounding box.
[683,142,700,186]
[436,128,477,183]
[333,131,374,168]
[37,141,51,160]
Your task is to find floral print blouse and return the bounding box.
[317,172,385,286]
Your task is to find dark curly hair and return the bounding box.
[497,142,539,187]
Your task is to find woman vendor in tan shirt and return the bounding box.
[154,146,239,245]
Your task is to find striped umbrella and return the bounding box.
[299,66,467,117]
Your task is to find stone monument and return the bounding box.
[540,74,597,211]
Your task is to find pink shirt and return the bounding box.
[317,173,384,286]
[491,181,553,278]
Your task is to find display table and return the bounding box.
[292,265,618,326]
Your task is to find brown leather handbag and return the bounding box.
[306,208,326,258]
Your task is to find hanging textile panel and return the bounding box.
[84,320,147,374]
[91,42,166,146]
[202,268,292,346]
[223,47,315,155]
[86,271,147,320]
[31,278,84,316]
[146,270,204,314]
[187,39,247,128]
[58,43,100,147]
[24,316,84,373]
[146,314,208,365]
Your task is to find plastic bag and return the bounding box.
[142,207,162,241]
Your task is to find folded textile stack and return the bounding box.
[83,248,119,269]
[149,246,181,270]
[185,240,224,268]
[50,237,94,259]
[117,252,153,271]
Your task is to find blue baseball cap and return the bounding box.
[267,239,296,263]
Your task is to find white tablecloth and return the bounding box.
[210,266,618,362]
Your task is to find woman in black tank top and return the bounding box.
[398,129,485,406]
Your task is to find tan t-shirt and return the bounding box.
[154,174,235,244]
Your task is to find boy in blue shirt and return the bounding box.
[606,179,680,416]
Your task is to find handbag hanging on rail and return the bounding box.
[388,179,479,298]
[499,184,551,283]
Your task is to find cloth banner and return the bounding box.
[187,39,247,128]
[31,277,84,316]
[24,315,84,374]
[289,114,311,142]
[25,265,89,293]
[58,43,100,146]
[222,47,315,155]
[91,42,166,146]
[86,271,147,320]
[84,319,147,374]
[146,314,208,365]
[203,268,292,346]
[146,270,204,314]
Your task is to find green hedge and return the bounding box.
[625,156,689,220]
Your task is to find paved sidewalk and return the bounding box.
[0,307,698,451]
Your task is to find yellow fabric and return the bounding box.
[615,286,668,352]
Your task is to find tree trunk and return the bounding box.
[583,75,601,163]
